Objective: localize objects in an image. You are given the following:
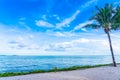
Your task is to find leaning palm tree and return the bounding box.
[84,4,120,67]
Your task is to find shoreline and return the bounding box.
[0,64,112,77]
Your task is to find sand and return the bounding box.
[0,65,120,80]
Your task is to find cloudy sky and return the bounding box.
[0,0,120,55]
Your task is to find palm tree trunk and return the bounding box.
[106,31,117,67]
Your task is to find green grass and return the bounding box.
[0,64,113,77]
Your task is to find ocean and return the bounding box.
[0,55,120,73]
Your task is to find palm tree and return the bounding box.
[84,4,120,67]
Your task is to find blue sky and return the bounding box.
[0,0,120,55]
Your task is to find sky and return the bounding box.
[0,0,120,55]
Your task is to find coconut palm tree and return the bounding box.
[112,6,120,30]
[84,4,120,67]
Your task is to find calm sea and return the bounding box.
[0,55,120,73]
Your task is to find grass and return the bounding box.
[0,64,113,77]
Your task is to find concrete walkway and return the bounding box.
[0,65,120,80]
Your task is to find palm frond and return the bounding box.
[111,6,120,30]
[84,4,120,31]
[83,24,101,29]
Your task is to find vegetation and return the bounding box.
[84,4,120,67]
[0,64,112,77]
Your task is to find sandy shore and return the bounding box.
[0,65,120,80]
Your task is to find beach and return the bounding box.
[0,65,120,80]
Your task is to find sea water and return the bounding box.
[0,55,120,73]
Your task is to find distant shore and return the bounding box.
[0,64,113,77]
[0,64,120,80]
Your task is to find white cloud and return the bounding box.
[18,21,31,31]
[1,22,120,55]
[55,32,66,37]
[9,36,27,49]
[8,36,39,50]
[35,20,54,28]
[18,17,31,31]
[45,38,107,53]
[42,35,120,55]
[73,20,94,31]
[17,36,24,42]
[45,45,66,51]
[52,15,61,21]
[54,32,75,37]
[34,0,97,31]
[28,35,34,39]
[69,0,98,32]
[54,0,97,30]
[73,38,90,43]
[82,0,98,8]
[56,10,80,29]
[81,28,87,32]
[45,30,77,37]
[27,44,40,50]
